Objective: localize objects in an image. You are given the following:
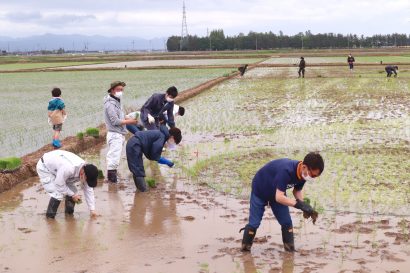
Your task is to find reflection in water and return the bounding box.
[241,252,294,273]
[279,253,295,273]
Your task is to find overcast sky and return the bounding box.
[0,0,409,38]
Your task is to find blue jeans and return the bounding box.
[247,191,292,229]
[126,124,142,135]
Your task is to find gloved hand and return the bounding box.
[148,114,155,124]
[294,199,314,214]
[158,157,174,168]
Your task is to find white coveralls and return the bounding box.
[36,150,95,211]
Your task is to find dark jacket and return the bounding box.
[347,56,355,63]
[385,65,397,73]
[140,93,175,128]
[133,125,170,161]
[299,60,306,69]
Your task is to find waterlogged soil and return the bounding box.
[0,149,409,273]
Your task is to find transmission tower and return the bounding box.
[180,1,189,51]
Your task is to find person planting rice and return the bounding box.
[347,54,355,71]
[140,86,178,130]
[36,150,99,219]
[238,64,248,76]
[104,81,138,183]
[385,65,398,77]
[126,125,182,192]
[240,152,324,252]
[298,57,305,78]
[126,105,185,135]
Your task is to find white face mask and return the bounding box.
[114,92,123,99]
[302,173,315,182]
[167,139,177,150]
[165,96,174,103]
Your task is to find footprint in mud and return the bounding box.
[17,227,34,234]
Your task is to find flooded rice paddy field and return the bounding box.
[0,66,409,272]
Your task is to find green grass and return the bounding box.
[85,128,100,138]
[0,157,22,171]
[0,68,232,157]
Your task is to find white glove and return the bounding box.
[148,114,155,124]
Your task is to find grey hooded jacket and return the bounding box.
[104,95,127,135]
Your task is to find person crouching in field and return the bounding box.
[104,81,138,183]
[48,88,66,148]
[140,86,178,130]
[36,150,99,219]
[298,57,306,78]
[125,105,185,135]
[126,125,182,192]
[347,54,355,72]
[240,152,324,252]
[385,65,398,77]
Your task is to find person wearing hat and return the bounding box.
[126,125,182,192]
[298,57,306,78]
[140,86,179,130]
[104,81,138,183]
[36,150,99,219]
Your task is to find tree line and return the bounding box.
[167,30,410,51]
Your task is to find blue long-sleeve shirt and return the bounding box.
[132,125,170,161]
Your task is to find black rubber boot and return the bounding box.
[240,225,257,251]
[133,176,147,192]
[46,197,61,219]
[281,226,295,252]
[107,170,118,183]
[65,196,76,215]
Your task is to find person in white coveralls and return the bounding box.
[36,150,99,219]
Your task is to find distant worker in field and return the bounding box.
[48,88,67,149]
[140,86,178,130]
[126,125,182,192]
[385,65,398,77]
[238,64,248,76]
[126,105,185,135]
[36,150,99,219]
[240,152,324,252]
[347,54,355,71]
[104,81,138,183]
[298,57,305,78]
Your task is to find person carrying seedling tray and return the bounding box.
[240,152,324,252]
[104,81,138,183]
[36,150,99,219]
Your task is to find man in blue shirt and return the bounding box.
[240,152,324,252]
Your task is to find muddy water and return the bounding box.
[0,144,409,273]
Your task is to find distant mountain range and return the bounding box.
[0,34,168,52]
